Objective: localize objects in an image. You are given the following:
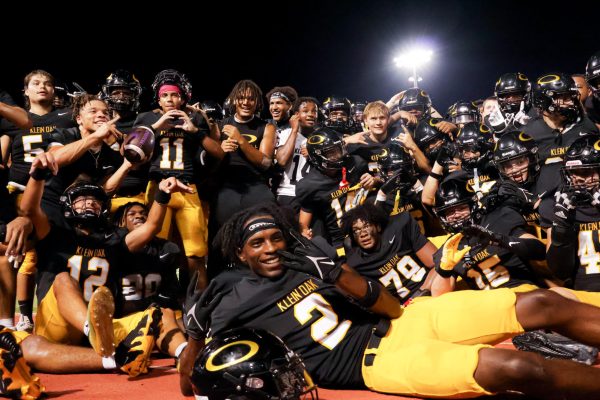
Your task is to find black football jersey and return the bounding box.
[42,127,123,208]
[346,213,429,300]
[347,134,396,177]
[539,200,600,291]
[584,97,600,125]
[204,269,378,388]
[434,206,536,289]
[296,160,368,247]
[119,238,180,315]
[218,116,270,183]
[1,109,76,186]
[135,110,207,183]
[35,225,129,304]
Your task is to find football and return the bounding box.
[123,126,155,164]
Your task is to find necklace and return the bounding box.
[88,149,101,169]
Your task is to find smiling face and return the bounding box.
[235,89,258,120]
[124,204,148,231]
[269,97,291,122]
[297,101,318,128]
[237,215,287,278]
[76,100,110,134]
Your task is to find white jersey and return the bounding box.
[275,127,310,197]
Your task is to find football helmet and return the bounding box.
[492,131,539,184]
[192,327,318,400]
[60,181,111,228]
[397,88,432,120]
[532,73,581,122]
[413,118,447,162]
[323,96,353,132]
[379,142,417,194]
[446,101,480,125]
[561,134,600,200]
[351,101,367,123]
[434,177,476,233]
[585,51,600,101]
[306,127,349,174]
[455,122,495,172]
[494,72,531,115]
[200,100,225,122]
[101,69,142,113]
[151,69,192,104]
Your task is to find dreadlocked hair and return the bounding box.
[341,202,389,246]
[112,201,146,228]
[225,79,263,115]
[214,204,298,265]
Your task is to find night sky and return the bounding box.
[3,0,598,115]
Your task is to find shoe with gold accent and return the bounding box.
[115,304,162,377]
[0,329,45,399]
[87,286,116,357]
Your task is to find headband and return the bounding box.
[239,218,280,247]
[270,92,290,103]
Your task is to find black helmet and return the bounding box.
[351,101,367,123]
[532,73,581,122]
[493,131,539,185]
[151,69,192,104]
[414,118,446,162]
[101,69,142,113]
[455,122,495,172]
[434,177,476,233]
[323,96,353,132]
[191,327,317,400]
[59,181,110,229]
[306,127,349,174]
[494,72,531,115]
[561,134,600,199]
[446,101,481,125]
[397,88,432,120]
[200,100,225,121]
[379,142,417,194]
[585,51,600,101]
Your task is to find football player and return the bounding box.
[21,151,193,376]
[135,69,224,290]
[295,127,373,253]
[180,203,600,399]
[342,203,438,302]
[584,51,600,128]
[486,72,534,135]
[274,97,318,212]
[1,70,77,332]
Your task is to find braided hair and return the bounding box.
[214,204,298,265]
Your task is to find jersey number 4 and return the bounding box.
[67,255,109,302]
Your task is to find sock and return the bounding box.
[83,320,90,336]
[174,342,188,358]
[0,318,15,330]
[102,355,117,369]
[18,300,33,320]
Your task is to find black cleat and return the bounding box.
[512,330,599,365]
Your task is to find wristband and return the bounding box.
[356,280,381,308]
[31,168,52,181]
[154,189,171,205]
[429,171,443,181]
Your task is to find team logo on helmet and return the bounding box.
[307,135,326,145]
[206,340,260,372]
[538,74,561,84]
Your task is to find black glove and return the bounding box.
[277,230,344,284]
[436,143,455,170]
[380,169,403,195]
[463,223,505,247]
[158,241,181,266]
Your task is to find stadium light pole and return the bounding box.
[394,48,433,88]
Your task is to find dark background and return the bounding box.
[2,0,598,114]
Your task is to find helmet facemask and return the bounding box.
[497,154,538,185]
[561,164,600,205]
[434,200,474,233]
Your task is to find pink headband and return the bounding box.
[158,85,181,96]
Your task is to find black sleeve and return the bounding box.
[547,225,578,284]
[399,213,428,252]
[538,195,556,229]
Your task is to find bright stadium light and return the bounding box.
[394,48,433,88]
